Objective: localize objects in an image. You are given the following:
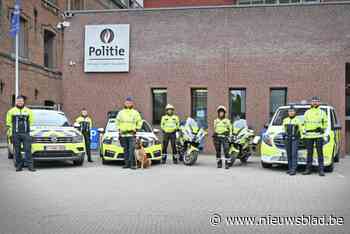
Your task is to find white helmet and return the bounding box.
[216,105,227,113]
[165,104,175,110]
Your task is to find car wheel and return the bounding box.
[8,149,13,159]
[261,161,272,168]
[102,157,108,165]
[325,159,334,173]
[73,154,85,166]
[334,151,340,163]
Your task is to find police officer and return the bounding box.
[116,97,142,170]
[213,106,232,169]
[303,96,328,176]
[75,109,93,162]
[161,104,180,164]
[6,96,35,172]
[282,105,303,176]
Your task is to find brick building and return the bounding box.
[62,2,350,154]
[0,0,142,137]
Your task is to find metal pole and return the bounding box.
[15,32,19,97]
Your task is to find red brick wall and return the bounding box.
[62,4,349,154]
[144,0,235,8]
[0,0,65,137]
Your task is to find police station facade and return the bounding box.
[62,3,350,153]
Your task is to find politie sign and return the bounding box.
[84,24,130,72]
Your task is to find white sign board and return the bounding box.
[84,24,130,72]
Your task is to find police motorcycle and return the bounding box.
[176,118,207,166]
[228,119,256,165]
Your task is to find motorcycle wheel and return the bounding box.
[183,151,198,166]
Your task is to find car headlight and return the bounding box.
[72,135,84,143]
[112,137,121,147]
[103,138,112,145]
[262,133,273,147]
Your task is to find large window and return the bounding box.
[12,17,28,58]
[229,88,246,121]
[270,88,287,118]
[69,0,85,10]
[44,30,56,69]
[191,89,208,128]
[238,0,318,4]
[152,88,167,125]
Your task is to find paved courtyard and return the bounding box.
[0,149,349,234]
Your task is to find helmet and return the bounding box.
[311,96,321,102]
[165,104,175,110]
[216,105,227,113]
[288,105,296,111]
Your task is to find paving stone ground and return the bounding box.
[0,149,349,234]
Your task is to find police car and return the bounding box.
[260,104,341,172]
[7,106,86,166]
[99,117,162,164]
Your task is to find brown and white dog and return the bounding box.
[135,138,152,169]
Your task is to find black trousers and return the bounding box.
[285,137,299,172]
[82,132,91,161]
[213,136,230,162]
[120,136,136,167]
[13,133,33,168]
[305,138,324,172]
[162,132,177,160]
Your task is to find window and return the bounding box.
[12,17,29,58]
[229,88,246,121]
[191,89,208,128]
[46,0,57,5]
[270,88,287,118]
[152,88,167,125]
[44,30,56,69]
[69,0,85,10]
[238,0,318,4]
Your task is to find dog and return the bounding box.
[135,138,152,169]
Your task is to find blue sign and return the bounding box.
[90,128,100,150]
[10,0,21,37]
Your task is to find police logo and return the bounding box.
[100,28,115,44]
[51,136,58,143]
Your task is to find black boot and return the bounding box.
[173,158,178,164]
[217,160,222,168]
[302,168,312,175]
[16,167,23,172]
[319,170,325,176]
[289,170,296,176]
[225,161,230,169]
[28,166,36,172]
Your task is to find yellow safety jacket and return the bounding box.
[282,116,303,138]
[303,107,328,139]
[161,114,180,133]
[214,118,232,137]
[116,108,142,136]
[6,106,34,135]
[75,116,93,133]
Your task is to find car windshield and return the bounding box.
[105,119,152,133]
[272,107,327,126]
[32,110,70,127]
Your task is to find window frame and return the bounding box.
[151,88,167,125]
[191,88,208,128]
[269,87,287,119]
[43,29,57,69]
[229,88,247,121]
